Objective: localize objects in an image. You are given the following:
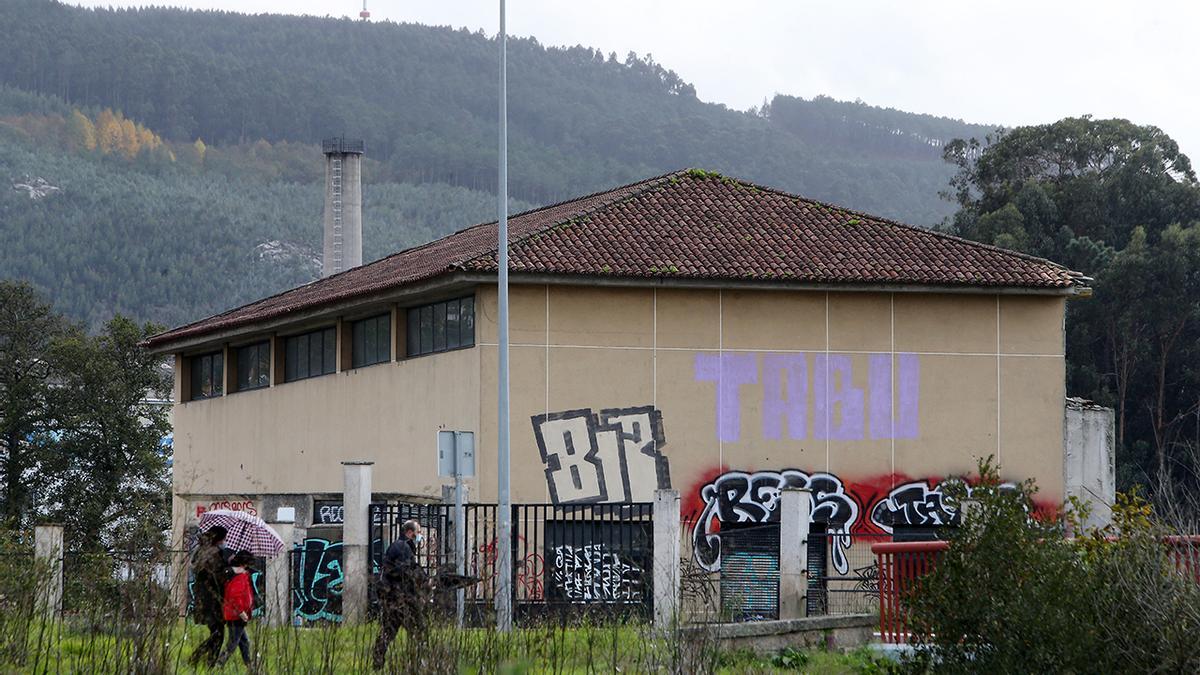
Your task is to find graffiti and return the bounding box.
[193,499,258,519]
[693,352,919,442]
[532,405,670,504]
[868,478,1015,532]
[472,536,545,600]
[691,469,859,574]
[550,544,643,602]
[292,537,343,622]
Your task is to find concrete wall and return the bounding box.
[321,151,362,276]
[169,282,1068,570]
[171,344,479,529]
[473,285,1066,502]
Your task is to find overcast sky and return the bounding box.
[69,0,1199,159]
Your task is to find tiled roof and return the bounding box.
[145,169,1085,349]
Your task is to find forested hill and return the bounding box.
[0,0,997,329]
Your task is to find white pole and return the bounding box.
[496,0,513,633]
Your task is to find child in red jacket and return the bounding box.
[216,550,256,668]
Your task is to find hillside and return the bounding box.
[0,0,999,328]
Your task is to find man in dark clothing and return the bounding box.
[372,519,428,670]
[188,526,233,667]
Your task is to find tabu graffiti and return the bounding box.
[532,406,670,504]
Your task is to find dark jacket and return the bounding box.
[379,537,424,595]
[193,544,232,623]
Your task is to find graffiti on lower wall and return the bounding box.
[688,469,1025,574]
[292,537,343,622]
[693,352,920,442]
[532,405,670,504]
[690,469,859,574]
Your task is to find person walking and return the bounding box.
[372,519,428,670]
[188,525,231,667]
[216,550,257,668]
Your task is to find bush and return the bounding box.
[903,459,1200,673]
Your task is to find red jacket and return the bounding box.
[222,572,254,622]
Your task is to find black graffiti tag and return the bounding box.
[691,469,859,574]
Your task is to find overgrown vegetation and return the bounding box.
[903,458,1200,673]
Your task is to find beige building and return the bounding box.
[146,169,1091,578]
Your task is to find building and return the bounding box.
[145,169,1094,591]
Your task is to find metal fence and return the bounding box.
[370,501,654,625]
[807,532,889,616]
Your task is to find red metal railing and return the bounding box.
[872,535,1200,643]
[871,540,948,644]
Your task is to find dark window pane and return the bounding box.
[425,306,436,354]
[258,345,271,387]
[285,338,298,381]
[407,309,418,357]
[433,302,447,352]
[200,356,212,397]
[298,334,311,379]
[323,328,336,373]
[352,320,366,368]
[364,318,377,365]
[461,296,475,346]
[446,299,461,349]
[378,316,391,362]
[212,354,224,395]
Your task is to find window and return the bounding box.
[351,313,391,368]
[284,327,336,382]
[235,341,270,391]
[406,296,474,357]
[189,351,223,400]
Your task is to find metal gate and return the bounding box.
[370,501,654,626]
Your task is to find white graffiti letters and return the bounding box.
[533,406,670,504]
[552,544,642,602]
[692,469,859,574]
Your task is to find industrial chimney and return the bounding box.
[321,137,364,277]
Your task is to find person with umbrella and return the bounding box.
[372,519,428,670]
[188,525,232,667]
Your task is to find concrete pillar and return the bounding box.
[267,519,295,627]
[653,489,681,631]
[342,461,374,623]
[34,524,64,619]
[779,488,813,620]
[1065,398,1116,529]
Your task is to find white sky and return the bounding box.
[68,0,1199,160]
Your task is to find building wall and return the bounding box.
[473,284,1067,558]
[171,344,479,501]
[169,282,1067,570]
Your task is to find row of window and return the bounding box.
[187,297,475,401]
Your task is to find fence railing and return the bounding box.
[871,540,948,644]
[370,501,654,625]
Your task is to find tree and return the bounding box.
[67,109,95,151]
[45,316,171,550]
[943,117,1200,501]
[94,108,121,155]
[0,281,67,528]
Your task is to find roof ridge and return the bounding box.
[721,174,1086,278]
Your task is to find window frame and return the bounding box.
[234,340,271,393]
[404,295,475,359]
[283,326,337,383]
[350,313,392,369]
[188,350,224,401]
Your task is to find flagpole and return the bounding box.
[495,0,513,633]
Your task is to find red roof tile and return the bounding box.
[145,169,1085,349]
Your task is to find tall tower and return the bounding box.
[321,137,364,278]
